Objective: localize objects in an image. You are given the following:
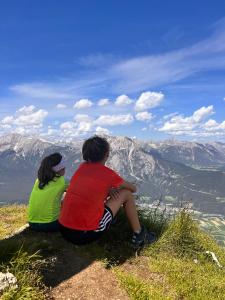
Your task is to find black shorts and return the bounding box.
[29,220,59,232]
[59,206,113,245]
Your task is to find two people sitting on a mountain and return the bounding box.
[28,136,155,248]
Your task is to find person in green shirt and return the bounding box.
[28,152,68,232]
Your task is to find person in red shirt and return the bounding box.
[59,136,155,247]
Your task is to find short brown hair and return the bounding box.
[82,136,109,162]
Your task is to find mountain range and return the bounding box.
[0,134,225,215]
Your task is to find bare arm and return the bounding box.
[119,181,137,193]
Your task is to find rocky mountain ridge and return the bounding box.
[0,134,225,215]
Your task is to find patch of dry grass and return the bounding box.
[0,205,27,239]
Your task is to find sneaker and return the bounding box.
[131,227,156,248]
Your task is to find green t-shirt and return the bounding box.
[28,176,68,223]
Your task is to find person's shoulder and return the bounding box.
[49,176,64,186]
[75,162,86,171]
[102,164,118,175]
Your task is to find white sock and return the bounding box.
[134,228,141,234]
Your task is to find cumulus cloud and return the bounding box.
[95,126,110,135]
[60,121,76,130]
[1,105,48,127]
[1,116,14,125]
[191,106,214,122]
[135,91,164,111]
[115,95,133,106]
[77,122,92,132]
[135,111,153,121]
[45,127,59,136]
[0,105,48,135]
[159,105,214,135]
[60,116,93,137]
[203,119,225,131]
[74,114,92,123]
[95,114,134,126]
[74,99,93,109]
[98,98,110,106]
[56,103,67,109]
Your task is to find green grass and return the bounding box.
[0,249,46,300]
[0,205,225,300]
[142,209,225,300]
[0,205,27,238]
[149,255,225,300]
[115,270,176,300]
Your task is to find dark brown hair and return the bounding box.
[38,153,62,189]
[82,136,109,163]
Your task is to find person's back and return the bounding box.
[28,152,68,232]
[28,175,66,223]
[60,162,123,230]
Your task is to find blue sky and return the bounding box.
[0,0,225,141]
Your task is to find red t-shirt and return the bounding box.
[59,162,124,230]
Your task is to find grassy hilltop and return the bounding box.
[0,205,225,300]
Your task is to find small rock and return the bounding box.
[193,259,198,264]
[0,272,18,293]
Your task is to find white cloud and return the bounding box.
[1,105,48,127]
[95,126,110,135]
[163,112,179,120]
[56,103,67,109]
[141,127,147,131]
[135,91,164,111]
[98,98,110,106]
[110,20,225,93]
[95,114,134,126]
[10,84,71,99]
[2,116,14,125]
[77,122,92,132]
[74,114,92,123]
[7,20,225,102]
[60,114,94,137]
[74,99,93,109]
[203,119,225,132]
[18,105,36,114]
[135,111,153,121]
[115,95,133,106]
[159,105,215,135]
[0,105,48,135]
[60,121,76,130]
[192,106,214,122]
[46,128,59,136]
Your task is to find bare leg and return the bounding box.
[106,189,141,232]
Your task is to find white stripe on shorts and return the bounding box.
[100,211,111,224]
[98,214,111,228]
[99,211,111,225]
[94,207,113,232]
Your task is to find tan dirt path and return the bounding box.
[50,260,129,300]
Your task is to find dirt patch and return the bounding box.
[50,260,129,300]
